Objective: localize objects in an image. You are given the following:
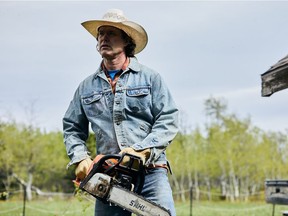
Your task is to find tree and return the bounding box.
[0,121,72,200]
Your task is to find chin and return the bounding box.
[100,50,111,57]
[101,53,112,58]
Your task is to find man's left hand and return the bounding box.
[119,147,151,166]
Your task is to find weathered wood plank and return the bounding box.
[261,55,288,97]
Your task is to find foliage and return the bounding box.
[0,96,287,203]
[168,96,288,202]
[0,123,72,196]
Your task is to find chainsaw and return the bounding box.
[78,153,171,216]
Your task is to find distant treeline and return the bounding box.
[0,97,287,202]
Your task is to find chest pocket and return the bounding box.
[82,92,104,117]
[126,86,151,113]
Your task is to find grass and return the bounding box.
[1,197,288,216]
[177,201,286,216]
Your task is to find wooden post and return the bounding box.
[22,185,26,216]
[189,182,193,216]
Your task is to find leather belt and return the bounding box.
[146,164,169,171]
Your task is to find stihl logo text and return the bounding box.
[129,199,146,212]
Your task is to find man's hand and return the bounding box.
[75,158,93,181]
[119,147,151,166]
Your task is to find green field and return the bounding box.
[0,198,287,216]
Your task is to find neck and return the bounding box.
[103,52,127,71]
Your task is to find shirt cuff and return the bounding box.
[66,153,91,169]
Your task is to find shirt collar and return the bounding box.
[95,57,141,79]
[101,57,130,73]
[127,57,141,72]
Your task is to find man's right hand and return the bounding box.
[75,158,93,181]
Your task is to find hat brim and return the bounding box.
[81,20,148,54]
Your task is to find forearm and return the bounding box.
[131,108,179,164]
[63,93,90,168]
[64,134,91,168]
[130,73,179,164]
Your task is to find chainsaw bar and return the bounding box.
[80,172,171,216]
[108,185,171,216]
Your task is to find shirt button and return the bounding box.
[121,143,125,146]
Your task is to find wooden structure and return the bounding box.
[263,55,288,216]
[261,54,288,97]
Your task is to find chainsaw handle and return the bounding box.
[117,153,145,194]
[101,154,145,194]
[97,154,122,169]
[82,153,145,194]
[79,155,119,185]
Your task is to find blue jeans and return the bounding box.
[94,168,176,216]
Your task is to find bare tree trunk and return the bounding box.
[242,176,250,202]
[232,175,239,200]
[180,174,186,202]
[250,183,259,201]
[228,183,234,202]
[243,187,249,202]
[26,172,33,201]
[251,184,257,196]
[219,162,227,201]
[220,175,227,200]
[171,174,181,201]
[204,177,211,201]
[12,172,33,201]
[229,160,239,201]
[228,175,235,202]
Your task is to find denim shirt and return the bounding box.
[63,57,179,168]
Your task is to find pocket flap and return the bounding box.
[127,87,150,97]
[82,93,102,104]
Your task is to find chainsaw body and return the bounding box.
[79,153,171,216]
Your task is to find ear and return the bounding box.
[96,43,100,52]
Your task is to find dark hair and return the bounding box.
[121,30,136,57]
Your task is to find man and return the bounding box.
[63,9,178,216]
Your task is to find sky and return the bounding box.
[1,1,288,133]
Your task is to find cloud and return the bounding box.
[1,1,288,133]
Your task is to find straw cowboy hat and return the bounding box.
[81,9,148,54]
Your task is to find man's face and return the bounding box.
[97,26,127,58]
